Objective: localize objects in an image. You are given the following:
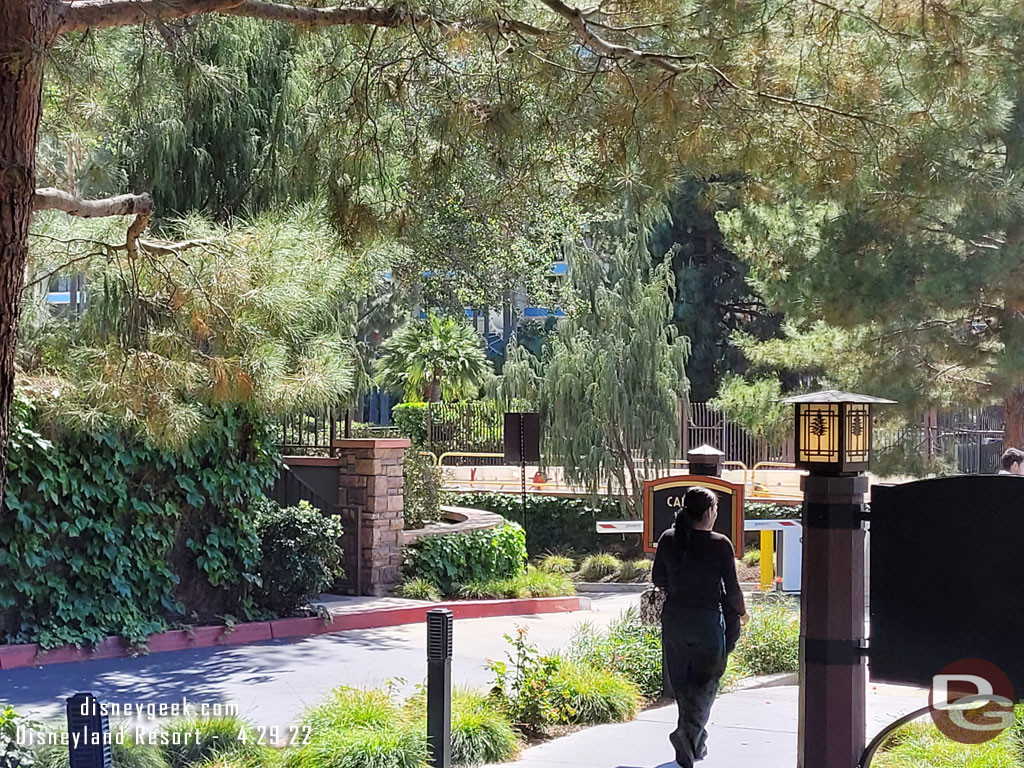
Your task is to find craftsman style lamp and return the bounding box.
[781,390,894,768]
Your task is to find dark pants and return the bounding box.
[662,607,727,767]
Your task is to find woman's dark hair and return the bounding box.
[672,487,718,551]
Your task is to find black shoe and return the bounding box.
[669,732,694,768]
[695,743,708,761]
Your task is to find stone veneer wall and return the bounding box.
[333,438,410,596]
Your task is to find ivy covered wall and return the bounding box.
[0,395,278,649]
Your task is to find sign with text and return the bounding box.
[642,475,743,556]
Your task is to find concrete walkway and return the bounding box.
[488,681,928,768]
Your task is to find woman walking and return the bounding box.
[652,487,746,767]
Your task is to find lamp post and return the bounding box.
[782,390,894,768]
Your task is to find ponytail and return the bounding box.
[672,487,717,554]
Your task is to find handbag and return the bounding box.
[640,586,666,625]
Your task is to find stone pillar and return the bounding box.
[334,438,411,596]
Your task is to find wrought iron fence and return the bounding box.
[272,408,400,456]
[682,402,792,467]
[876,406,1005,475]
[425,401,521,465]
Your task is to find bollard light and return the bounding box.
[67,693,111,768]
[426,608,453,768]
[784,390,894,475]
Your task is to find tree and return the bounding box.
[2,0,943,498]
[540,228,688,517]
[375,314,489,402]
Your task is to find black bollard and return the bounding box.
[66,693,111,768]
[426,608,453,768]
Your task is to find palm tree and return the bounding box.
[376,315,490,402]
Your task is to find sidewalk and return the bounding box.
[488,681,928,768]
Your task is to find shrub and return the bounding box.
[744,502,799,521]
[34,730,169,768]
[160,716,273,768]
[568,608,662,700]
[254,499,344,615]
[614,560,652,583]
[577,554,621,582]
[741,549,761,568]
[1,705,36,768]
[396,579,442,602]
[403,523,526,595]
[550,661,641,725]
[873,721,1019,767]
[403,450,442,529]
[458,567,574,599]
[392,403,428,447]
[537,554,575,575]
[734,601,800,675]
[445,493,632,558]
[405,689,519,767]
[287,688,425,768]
[487,629,564,733]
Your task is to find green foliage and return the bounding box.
[577,554,622,582]
[742,549,761,568]
[536,555,575,575]
[0,394,274,648]
[391,404,428,447]
[395,579,442,602]
[744,502,800,520]
[34,730,169,768]
[402,523,526,596]
[735,601,800,676]
[457,567,575,599]
[568,608,663,700]
[287,688,425,768]
[160,717,272,768]
[539,230,689,517]
[873,721,1021,768]
[376,316,490,403]
[614,559,652,583]
[405,689,520,768]
[549,662,641,725]
[711,376,791,447]
[253,499,344,615]
[1,705,37,768]
[486,629,565,733]
[403,450,442,530]
[447,493,631,558]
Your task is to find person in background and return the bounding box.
[998,447,1024,475]
[653,487,747,767]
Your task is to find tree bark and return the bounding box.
[0,0,56,500]
[1005,388,1024,450]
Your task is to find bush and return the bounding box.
[741,549,761,568]
[403,523,526,595]
[160,717,273,768]
[396,579,442,602]
[254,499,344,615]
[745,502,799,521]
[405,689,520,767]
[550,661,641,725]
[392,403,428,447]
[568,608,662,700]
[403,450,442,529]
[487,629,564,733]
[34,730,169,768]
[873,721,1020,768]
[458,567,575,599]
[614,560,652,583]
[445,493,633,558]
[734,601,800,676]
[537,554,575,575]
[578,554,621,582]
[1,705,36,768]
[287,688,425,768]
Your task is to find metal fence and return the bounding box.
[877,406,1005,475]
[682,402,792,466]
[425,401,528,465]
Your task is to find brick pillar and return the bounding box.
[333,438,411,596]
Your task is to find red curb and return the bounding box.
[0,596,583,670]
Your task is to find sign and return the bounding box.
[870,475,1024,694]
[642,474,743,556]
[503,412,541,464]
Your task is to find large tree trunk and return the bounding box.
[0,0,52,500]
[1005,387,1024,450]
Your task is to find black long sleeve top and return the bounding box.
[652,527,746,617]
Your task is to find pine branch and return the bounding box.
[33,188,153,259]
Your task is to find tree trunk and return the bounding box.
[0,0,52,500]
[1005,388,1024,450]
